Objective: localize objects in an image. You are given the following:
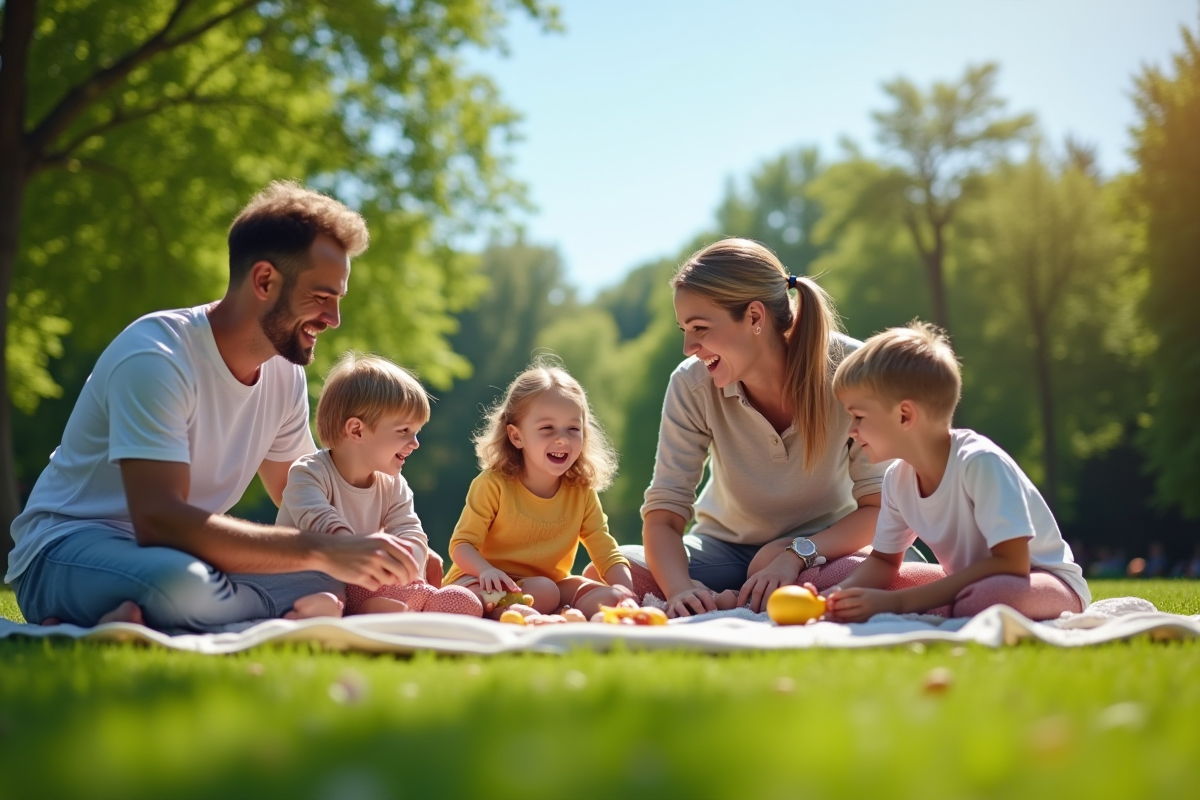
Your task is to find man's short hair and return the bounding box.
[227,181,369,286]
[833,320,962,419]
[316,352,430,447]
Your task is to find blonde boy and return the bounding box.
[277,352,481,618]
[825,322,1089,621]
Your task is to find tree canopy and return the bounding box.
[0,0,557,532]
[1130,18,1200,518]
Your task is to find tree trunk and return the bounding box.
[925,222,950,333]
[0,0,38,556]
[1031,317,1058,513]
[0,169,27,557]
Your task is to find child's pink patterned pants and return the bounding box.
[345,581,483,617]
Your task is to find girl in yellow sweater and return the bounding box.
[444,361,635,620]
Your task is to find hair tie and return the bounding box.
[787,274,798,290]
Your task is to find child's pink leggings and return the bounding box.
[345,581,483,617]
[630,549,1083,621]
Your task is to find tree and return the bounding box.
[1130,17,1200,518]
[715,146,825,276]
[863,63,1033,332]
[960,148,1131,510]
[0,0,557,537]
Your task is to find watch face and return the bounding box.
[793,538,816,557]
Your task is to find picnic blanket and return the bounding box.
[1,597,1196,656]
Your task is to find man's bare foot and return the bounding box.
[284,592,344,620]
[98,601,144,626]
[354,597,410,615]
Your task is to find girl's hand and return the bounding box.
[825,587,898,622]
[737,550,803,613]
[478,567,519,594]
[665,587,718,618]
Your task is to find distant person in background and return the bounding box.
[6,182,420,631]
[608,238,933,618]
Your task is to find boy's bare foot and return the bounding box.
[354,597,410,615]
[97,601,144,626]
[713,589,740,611]
[284,592,344,620]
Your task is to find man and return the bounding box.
[5,181,422,631]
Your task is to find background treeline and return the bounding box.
[5,4,1198,576]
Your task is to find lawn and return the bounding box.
[1,581,1198,800]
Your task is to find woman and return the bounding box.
[621,238,922,618]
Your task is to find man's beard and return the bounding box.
[260,289,315,366]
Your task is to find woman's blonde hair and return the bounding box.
[673,237,842,471]
[317,352,430,446]
[474,359,618,491]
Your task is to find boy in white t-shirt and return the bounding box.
[824,322,1089,621]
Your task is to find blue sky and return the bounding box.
[471,0,1196,296]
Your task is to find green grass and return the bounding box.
[2,581,1198,799]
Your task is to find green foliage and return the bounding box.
[810,157,932,338]
[11,0,558,408]
[950,148,1143,511]
[715,146,825,275]
[843,63,1035,330]
[1129,19,1200,518]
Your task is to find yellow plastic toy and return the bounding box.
[499,609,527,625]
[598,605,668,626]
[766,585,827,625]
[480,589,535,614]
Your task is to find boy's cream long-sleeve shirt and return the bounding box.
[444,471,628,585]
[276,449,429,568]
[641,333,889,546]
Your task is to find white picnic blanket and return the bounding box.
[0,597,1196,655]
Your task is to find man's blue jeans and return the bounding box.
[12,527,343,633]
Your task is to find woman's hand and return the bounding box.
[478,567,519,594]
[665,587,718,618]
[737,550,802,612]
[824,587,899,622]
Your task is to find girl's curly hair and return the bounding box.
[473,359,618,492]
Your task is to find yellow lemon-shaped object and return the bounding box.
[499,610,527,625]
[767,586,826,625]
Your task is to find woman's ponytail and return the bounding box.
[783,275,838,472]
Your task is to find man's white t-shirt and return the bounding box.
[5,305,316,583]
[873,428,1090,606]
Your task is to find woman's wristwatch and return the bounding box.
[787,536,827,570]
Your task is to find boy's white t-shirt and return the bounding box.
[6,305,316,583]
[873,428,1090,606]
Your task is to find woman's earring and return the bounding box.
[754,326,761,335]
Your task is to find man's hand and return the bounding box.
[738,550,802,613]
[824,587,900,622]
[317,533,421,589]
